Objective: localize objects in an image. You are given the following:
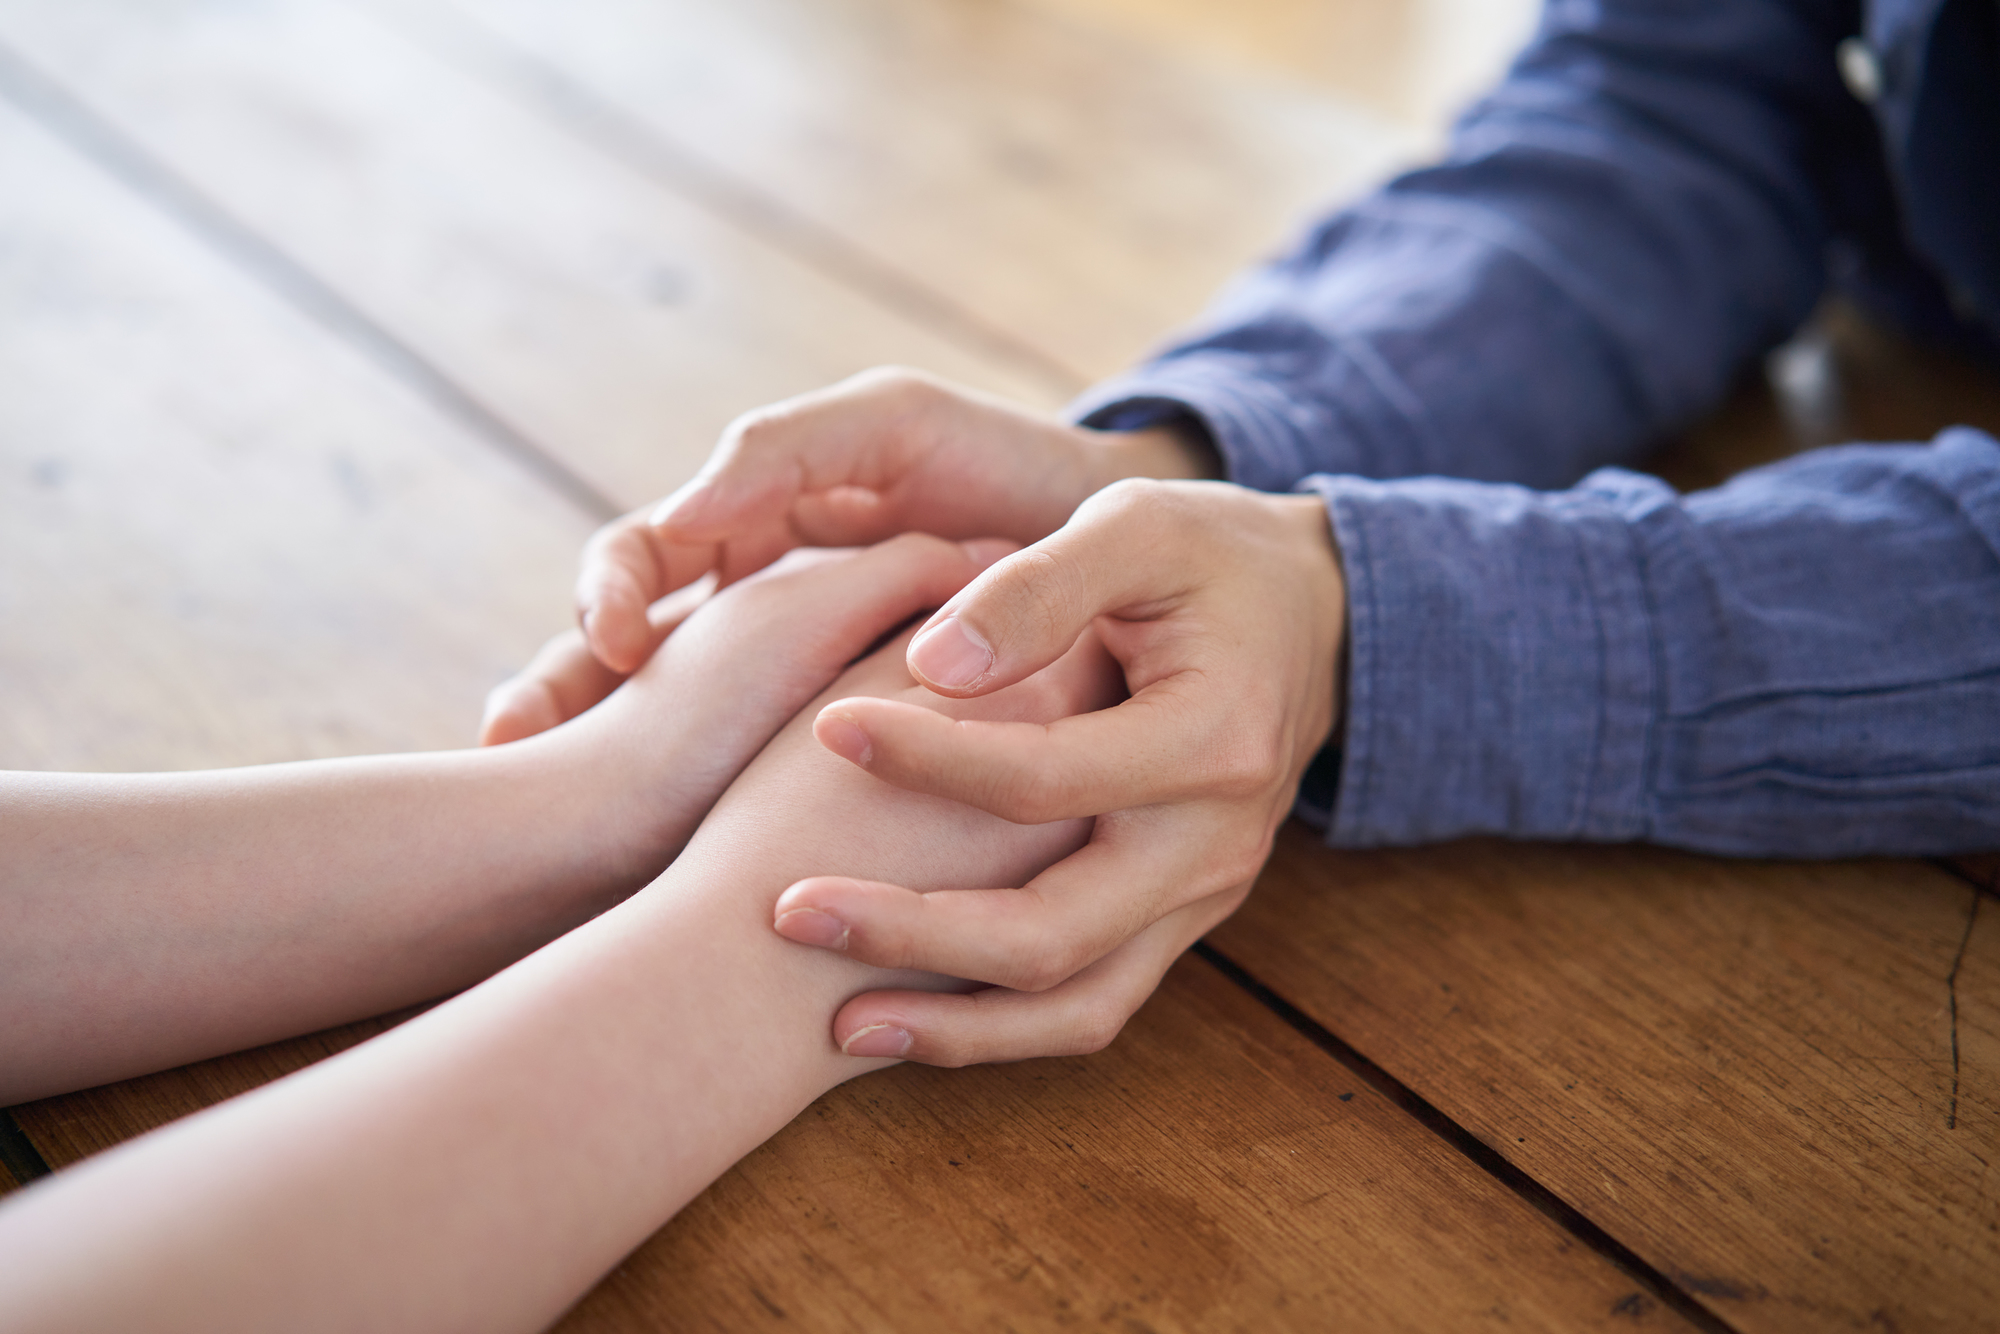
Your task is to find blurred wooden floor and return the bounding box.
[2,1,1997,1330]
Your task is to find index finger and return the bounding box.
[575,509,793,672]
[814,675,1286,823]
[649,368,943,541]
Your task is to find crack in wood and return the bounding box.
[1946,888,1980,1131]
[1191,940,1743,1334]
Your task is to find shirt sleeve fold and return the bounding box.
[1072,0,1880,489]
[1308,428,2000,857]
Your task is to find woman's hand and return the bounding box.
[528,533,1018,882]
[775,479,1348,1065]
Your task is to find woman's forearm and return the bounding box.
[0,725,656,1104]
[1,537,1016,1103]
[0,629,1118,1333]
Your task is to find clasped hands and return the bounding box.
[488,369,1348,1065]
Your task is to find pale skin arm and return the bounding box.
[0,534,1009,1104]
[0,624,1123,1334]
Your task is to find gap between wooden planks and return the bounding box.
[0,0,1064,512]
[0,92,593,772]
[1211,828,2000,1334]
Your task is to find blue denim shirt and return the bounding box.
[1074,0,2000,856]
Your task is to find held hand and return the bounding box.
[773,479,1347,1064]
[481,577,714,745]
[568,368,1218,677]
[525,534,1017,880]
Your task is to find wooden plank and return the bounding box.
[1021,0,1540,128]
[12,954,1702,1331]
[0,0,1060,513]
[0,93,593,773]
[1210,826,1998,1333]
[565,954,1705,1331]
[0,38,589,1181]
[1948,857,2000,892]
[369,0,1430,382]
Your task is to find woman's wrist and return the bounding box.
[507,697,705,895]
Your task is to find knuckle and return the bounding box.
[1068,1002,1128,1056]
[923,1040,979,1070]
[1211,726,1284,798]
[1084,476,1185,536]
[1008,943,1082,995]
[1091,475,1165,515]
[988,761,1078,825]
[992,547,1080,646]
[579,515,637,570]
[879,529,953,566]
[847,364,930,398]
[1218,824,1277,889]
[723,403,789,456]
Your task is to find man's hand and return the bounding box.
[485,369,1213,742]
[569,367,1216,680]
[771,479,1346,1065]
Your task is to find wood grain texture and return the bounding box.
[0,0,1057,512]
[1949,857,2000,893]
[554,954,1695,1333]
[1024,0,1538,127]
[0,94,591,773]
[1210,827,1999,1334]
[373,0,1431,382]
[0,47,588,1199]
[4,961,1694,1328]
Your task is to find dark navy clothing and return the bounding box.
[1072,0,2000,856]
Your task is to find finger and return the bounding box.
[903,479,1203,697]
[648,368,944,541]
[575,511,736,673]
[830,896,1230,1067]
[814,675,1263,821]
[479,629,620,745]
[773,807,1254,991]
[483,579,715,745]
[694,534,1020,687]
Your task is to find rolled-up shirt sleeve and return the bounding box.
[1303,428,2000,857]
[1073,0,1878,491]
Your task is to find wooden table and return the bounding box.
[2,2,1995,1329]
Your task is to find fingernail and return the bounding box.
[841,1024,912,1058]
[579,607,598,647]
[909,616,993,690]
[818,712,873,767]
[774,908,850,951]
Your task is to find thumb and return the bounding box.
[906,479,1192,698]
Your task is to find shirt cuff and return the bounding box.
[1300,468,1670,846]
[1068,353,1393,493]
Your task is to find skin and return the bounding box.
[0,616,1124,1334]
[501,368,1350,1067]
[0,533,1011,1103]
